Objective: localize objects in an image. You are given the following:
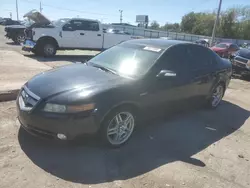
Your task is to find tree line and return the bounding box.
[149,6,250,40]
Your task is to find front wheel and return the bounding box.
[101,108,136,147]
[38,41,57,57]
[207,84,225,108]
[14,33,25,44]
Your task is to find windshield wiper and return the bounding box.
[90,63,117,75]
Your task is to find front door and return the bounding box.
[141,45,196,113]
[61,20,83,48]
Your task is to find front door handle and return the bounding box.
[80,33,85,35]
[97,34,102,36]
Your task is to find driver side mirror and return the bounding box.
[156,70,177,78]
[62,24,75,31]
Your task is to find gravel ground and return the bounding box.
[0,80,250,188]
[1,25,250,188]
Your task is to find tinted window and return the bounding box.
[188,45,214,70]
[71,20,99,31]
[158,45,189,72]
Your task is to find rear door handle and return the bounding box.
[97,34,102,36]
[80,33,85,35]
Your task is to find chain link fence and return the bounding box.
[103,24,250,45]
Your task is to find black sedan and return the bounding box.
[17,39,232,147]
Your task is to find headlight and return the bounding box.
[44,103,66,113]
[43,103,95,113]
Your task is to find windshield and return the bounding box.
[215,43,228,48]
[53,18,70,27]
[89,43,163,78]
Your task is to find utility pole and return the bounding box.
[119,10,123,23]
[16,0,19,20]
[10,12,12,19]
[210,0,222,46]
[40,1,43,13]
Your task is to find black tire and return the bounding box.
[14,33,25,44]
[207,83,225,109]
[37,40,57,57]
[100,107,136,148]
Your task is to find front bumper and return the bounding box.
[232,59,250,76]
[17,95,100,140]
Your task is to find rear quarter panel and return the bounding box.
[215,57,232,89]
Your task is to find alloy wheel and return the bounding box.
[106,111,135,146]
[211,85,224,107]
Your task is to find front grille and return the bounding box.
[19,86,40,111]
[233,61,246,68]
[235,56,248,64]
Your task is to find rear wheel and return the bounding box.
[101,107,136,147]
[207,84,225,108]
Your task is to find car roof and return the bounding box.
[124,39,190,49]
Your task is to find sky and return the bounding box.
[0,0,249,25]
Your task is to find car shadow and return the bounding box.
[18,101,249,184]
[24,54,95,63]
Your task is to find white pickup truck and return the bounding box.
[22,10,136,57]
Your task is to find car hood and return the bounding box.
[23,9,51,25]
[238,48,250,59]
[26,64,126,99]
[210,47,226,52]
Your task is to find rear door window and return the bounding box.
[70,20,99,31]
[187,45,215,70]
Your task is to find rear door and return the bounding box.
[187,45,216,100]
[76,20,102,49]
[144,44,197,110]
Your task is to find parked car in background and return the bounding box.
[105,28,131,35]
[195,39,209,47]
[1,19,21,26]
[22,10,136,57]
[17,39,232,147]
[5,24,26,44]
[210,43,239,58]
[231,46,250,77]
[5,20,35,44]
